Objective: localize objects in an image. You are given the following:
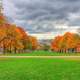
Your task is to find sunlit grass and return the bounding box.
[0,58,80,80]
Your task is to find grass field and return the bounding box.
[0,58,80,80]
[1,50,80,56]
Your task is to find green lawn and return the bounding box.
[1,50,80,56]
[0,58,80,80]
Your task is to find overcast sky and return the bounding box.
[2,0,80,39]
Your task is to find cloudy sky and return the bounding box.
[2,0,80,39]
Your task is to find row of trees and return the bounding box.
[51,32,80,53]
[1,15,80,53]
[0,15,38,54]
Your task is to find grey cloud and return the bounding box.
[3,0,80,33]
[13,0,80,21]
[69,19,80,26]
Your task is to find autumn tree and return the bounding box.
[51,36,63,52]
[15,27,29,52]
[51,32,80,53]
[28,36,38,50]
[0,15,38,54]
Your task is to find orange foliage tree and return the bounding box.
[51,32,80,53]
[28,36,38,50]
[0,15,38,54]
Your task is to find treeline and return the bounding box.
[51,32,80,53]
[0,15,38,54]
[0,15,80,54]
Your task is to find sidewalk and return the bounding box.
[0,56,80,59]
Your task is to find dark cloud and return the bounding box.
[3,0,80,33]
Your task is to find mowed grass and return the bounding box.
[0,58,80,80]
[1,50,80,56]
